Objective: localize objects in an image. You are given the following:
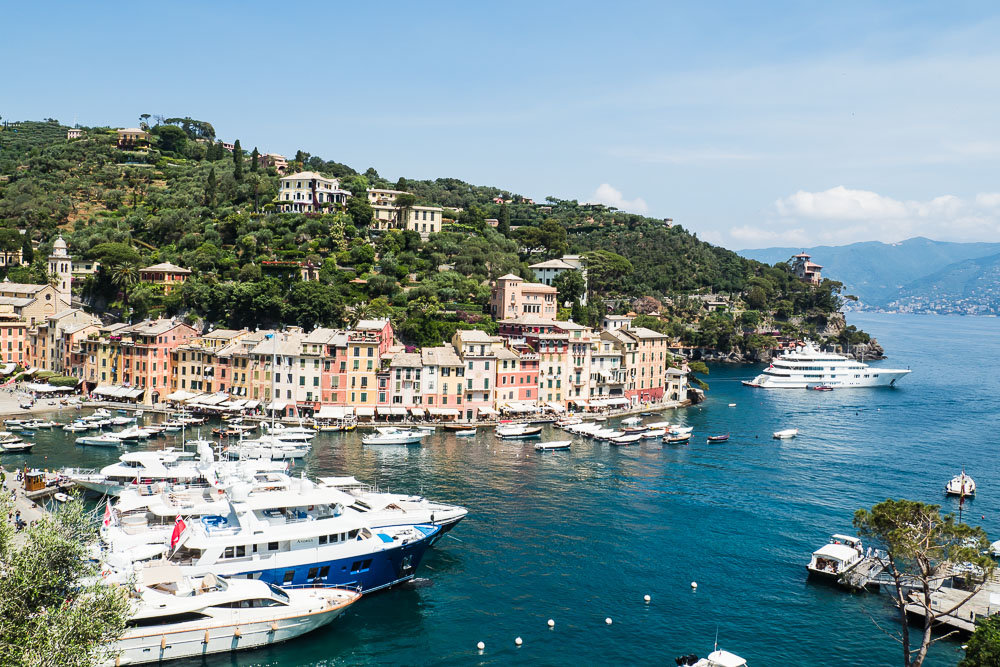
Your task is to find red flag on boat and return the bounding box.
[102,499,112,527]
[170,515,187,548]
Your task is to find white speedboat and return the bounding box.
[641,428,666,439]
[76,433,124,447]
[945,471,976,496]
[454,429,477,437]
[1,439,33,453]
[773,429,798,439]
[806,534,864,579]
[102,566,360,666]
[110,416,135,426]
[621,416,642,426]
[677,650,748,667]
[262,422,316,443]
[534,440,571,451]
[668,425,694,435]
[362,427,426,445]
[556,417,582,428]
[23,419,56,429]
[610,433,642,446]
[743,343,910,389]
[63,421,92,432]
[495,424,543,439]
[116,425,155,441]
[593,429,624,441]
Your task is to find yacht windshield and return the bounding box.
[266,582,290,605]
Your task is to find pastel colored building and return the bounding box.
[489,274,558,321]
[792,253,822,285]
[529,255,587,305]
[139,262,192,295]
[277,172,350,213]
[420,345,464,419]
[452,329,499,421]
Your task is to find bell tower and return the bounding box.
[48,235,71,306]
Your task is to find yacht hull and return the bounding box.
[744,369,910,389]
[105,591,354,666]
[179,525,439,594]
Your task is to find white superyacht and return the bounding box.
[743,343,910,389]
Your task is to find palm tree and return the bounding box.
[111,262,139,318]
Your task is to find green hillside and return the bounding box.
[0,119,860,353]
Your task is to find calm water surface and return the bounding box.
[8,313,998,666]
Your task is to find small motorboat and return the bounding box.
[707,434,730,443]
[593,429,624,441]
[556,417,582,428]
[1,441,34,453]
[535,440,571,451]
[76,433,123,447]
[669,425,694,435]
[676,649,748,667]
[728,403,737,407]
[454,429,477,437]
[19,430,35,437]
[806,534,864,580]
[495,424,543,439]
[810,385,834,391]
[611,433,642,446]
[621,416,642,427]
[945,471,976,497]
[773,428,798,439]
[362,427,426,445]
[641,428,666,439]
[53,492,71,503]
[666,433,691,444]
[623,426,648,434]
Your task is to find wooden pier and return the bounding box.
[904,575,1000,635]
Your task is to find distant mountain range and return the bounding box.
[739,237,1000,314]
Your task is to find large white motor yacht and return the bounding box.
[103,565,359,666]
[743,343,910,389]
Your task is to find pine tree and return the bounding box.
[204,167,217,206]
[250,147,259,172]
[233,139,243,180]
[498,201,510,236]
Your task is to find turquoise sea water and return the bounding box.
[6,313,999,666]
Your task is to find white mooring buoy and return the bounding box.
[605,617,613,625]
[644,594,651,603]
[515,637,523,646]
[477,641,485,651]
[691,581,698,590]
[547,619,555,628]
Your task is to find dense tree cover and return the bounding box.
[0,120,856,349]
[960,616,1000,667]
[0,493,130,666]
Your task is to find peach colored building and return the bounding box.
[93,319,198,404]
[452,329,499,421]
[489,274,558,321]
[139,262,192,295]
[494,345,539,408]
[603,326,670,405]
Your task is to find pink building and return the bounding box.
[489,274,558,321]
[494,345,539,408]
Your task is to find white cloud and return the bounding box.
[733,186,1000,248]
[591,183,649,214]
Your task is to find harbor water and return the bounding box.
[6,312,999,666]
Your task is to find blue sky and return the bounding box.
[6,1,1000,249]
